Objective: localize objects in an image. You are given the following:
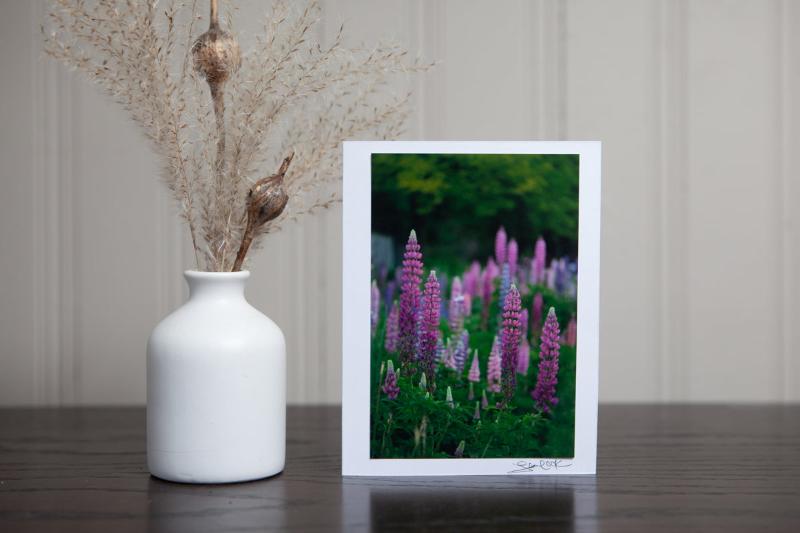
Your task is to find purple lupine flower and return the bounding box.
[533,236,547,284]
[495,226,507,265]
[439,273,449,319]
[371,280,380,337]
[444,337,457,370]
[463,293,472,316]
[419,271,441,389]
[382,360,399,399]
[546,259,557,290]
[399,230,423,368]
[468,349,480,382]
[508,238,518,279]
[453,329,470,373]
[532,307,561,413]
[564,315,577,347]
[532,292,543,334]
[449,276,464,333]
[385,301,399,352]
[487,335,502,393]
[520,308,529,343]
[480,268,494,327]
[517,337,530,375]
[498,263,511,317]
[555,258,568,294]
[499,284,522,407]
[464,261,481,296]
[384,280,396,315]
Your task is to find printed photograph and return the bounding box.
[370,153,580,459]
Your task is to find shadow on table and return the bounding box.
[344,476,597,532]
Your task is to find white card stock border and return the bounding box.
[342,141,601,476]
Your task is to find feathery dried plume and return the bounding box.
[43,0,429,271]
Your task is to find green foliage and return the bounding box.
[370,280,577,459]
[371,153,579,267]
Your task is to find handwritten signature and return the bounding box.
[508,459,572,474]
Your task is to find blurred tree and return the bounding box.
[371,153,579,271]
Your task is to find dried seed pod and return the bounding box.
[231,154,294,272]
[191,0,241,85]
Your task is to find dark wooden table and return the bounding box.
[0,406,798,532]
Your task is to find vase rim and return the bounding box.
[184,270,251,279]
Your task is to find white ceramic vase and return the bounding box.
[147,270,286,483]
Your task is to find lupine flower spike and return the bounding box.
[520,308,529,342]
[532,307,561,413]
[370,280,380,337]
[508,238,518,279]
[454,440,466,458]
[419,372,427,390]
[495,226,507,265]
[565,315,577,347]
[449,276,464,333]
[454,329,470,373]
[446,386,454,409]
[499,284,522,407]
[468,349,481,382]
[532,292,543,334]
[420,271,441,389]
[517,337,530,376]
[481,389,489,409]
[498,263,511,317]
[399,230,423,370]
[384,301,399,352]
[487,335,502,393]
[533,236,547,284]
[382,360,399,400]
[473,401,481,420]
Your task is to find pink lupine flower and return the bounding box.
[385,301,399,352]
[564,315,577,347]
[517,337,530,375]
[532,292,543,334]
[463,293,472,315]
[449,276,464,333]
[495,226,507,265]
[487,335,502,393]
[464,261,481,296]
[371,280,380,337]
[546,259,557,290]
[508,239,518,279]
[532,307,561,413]
[420,271,441,388]
[533,236,547,284]
[520,308,529,342]
[382,360,399,399]
[444,338,457,370]
[499,284,522,407]
[453,329,469,373]
[399,230,423,368]
[467,349,480,382]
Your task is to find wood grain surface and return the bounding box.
[0,405,798,532]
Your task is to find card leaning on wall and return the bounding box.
[342,141,601,476]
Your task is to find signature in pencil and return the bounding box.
[508,459,572,474]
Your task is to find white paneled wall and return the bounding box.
[0,0,798,405]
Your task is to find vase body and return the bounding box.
[147,271,286,483]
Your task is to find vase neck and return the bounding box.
[184,271,250,302]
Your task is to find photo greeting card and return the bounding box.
[342,141,600,475]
